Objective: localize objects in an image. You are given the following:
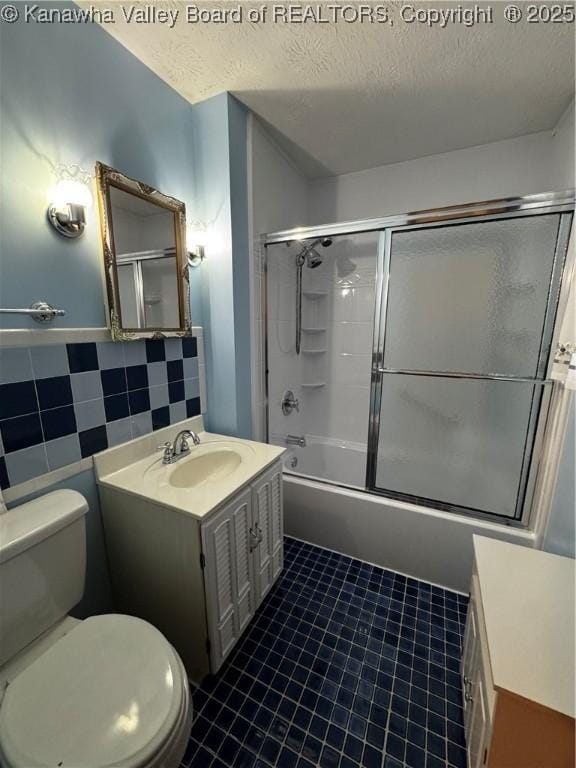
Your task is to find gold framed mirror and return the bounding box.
[95,162,192,341]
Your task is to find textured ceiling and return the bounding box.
[86,1,575,177]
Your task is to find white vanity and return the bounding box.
[462,536,575,768]
[94,416,285,682]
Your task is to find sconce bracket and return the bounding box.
[47,204,86,239]
[187,246,205,268]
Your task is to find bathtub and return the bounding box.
[278,434,367,488]
[277,435,538,592]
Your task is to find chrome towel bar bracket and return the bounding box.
[0,301,66,323]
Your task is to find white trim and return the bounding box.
[2,458,95,505]
[0,325,205,348]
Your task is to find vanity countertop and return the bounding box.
[94,417,285,521]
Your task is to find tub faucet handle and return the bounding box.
[282,390,299,415]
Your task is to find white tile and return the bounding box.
[45,434,81,470]
[123,341,146,366]
[169,402,187,424]
[5,444,48,485]
[30,345,69,379]
[97,341,125,369]
[199,364,207,412]
[71,371,102,403]
[184,378,200,400]
[106,418,133,447]
[149,384,170,410]
[131,411,152,438]
[183,357,199,380]
[165,338,182,360]
[148,361,168,387]
[74,399,106,431]
[0,348,33,384]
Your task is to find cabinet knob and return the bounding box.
[465,692,474,702]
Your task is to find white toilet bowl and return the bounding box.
[0,614,192,768]
[0,490,193,768]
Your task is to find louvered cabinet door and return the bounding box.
[253,461,284,609]
[233,492,255,634]
[201,488,253,672]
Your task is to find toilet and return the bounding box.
[0,489,193,768]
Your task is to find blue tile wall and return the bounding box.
[0,338,202,490]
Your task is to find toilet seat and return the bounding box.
[0,614,189,768]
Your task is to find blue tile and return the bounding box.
[0,413,43,453]
[104,394,130,422]
[41,406,77,441]
[129,389,150,415]
[101,367,127,396]
[126,365,149,391]
[79,425,108,458]
[182,337,197,358]
[0,381,38,420]
[37,376,73,410]
[67,343,98,373]
[167,359,184,382]
[0,457,9,489]
[152,406,170,431]
[186,397,202,418]
[169,380,185,404]
[180,536,468,768]
[146,339,166,363]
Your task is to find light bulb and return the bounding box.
[50,179,93,210]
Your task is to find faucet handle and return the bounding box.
[157,441,174,459]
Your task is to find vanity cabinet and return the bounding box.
[99,458,284,683]
[462,536,574,768]
[201,462,283,671]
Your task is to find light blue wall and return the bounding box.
[0,4,200,329]
[0,6,255,618]
[191,94,252,437]
[0,4,253,438]
[544,401,576,559]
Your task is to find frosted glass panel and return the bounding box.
[375,375,540,517]
[384,215,561,376]
[141,257,180,328]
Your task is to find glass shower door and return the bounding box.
[368,212,572,520]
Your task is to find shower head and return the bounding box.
[295,237,333,269]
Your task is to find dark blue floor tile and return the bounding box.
[181,537,468,768]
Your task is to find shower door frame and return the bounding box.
[263,190,575,526]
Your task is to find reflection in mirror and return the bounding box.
[96,163,191,340]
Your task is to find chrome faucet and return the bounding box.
[158,429,201,465]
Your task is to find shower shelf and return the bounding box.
[301,349,327,355]
[303,291,328,298]
[301,327,326,333]
[301,382,326,389]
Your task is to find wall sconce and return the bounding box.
[186,221,208,267]
[47,166,93,239]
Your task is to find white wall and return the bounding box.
[248,116,309,440]
[309,114,574,225]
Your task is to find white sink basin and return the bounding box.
[94,425,285,520]
[169,448,243,488]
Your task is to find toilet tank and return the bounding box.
[0,490,88,667]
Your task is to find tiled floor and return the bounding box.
[182,537,469,768]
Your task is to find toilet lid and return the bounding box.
[0,615,185,768]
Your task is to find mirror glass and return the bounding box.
[96,163,191,340]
